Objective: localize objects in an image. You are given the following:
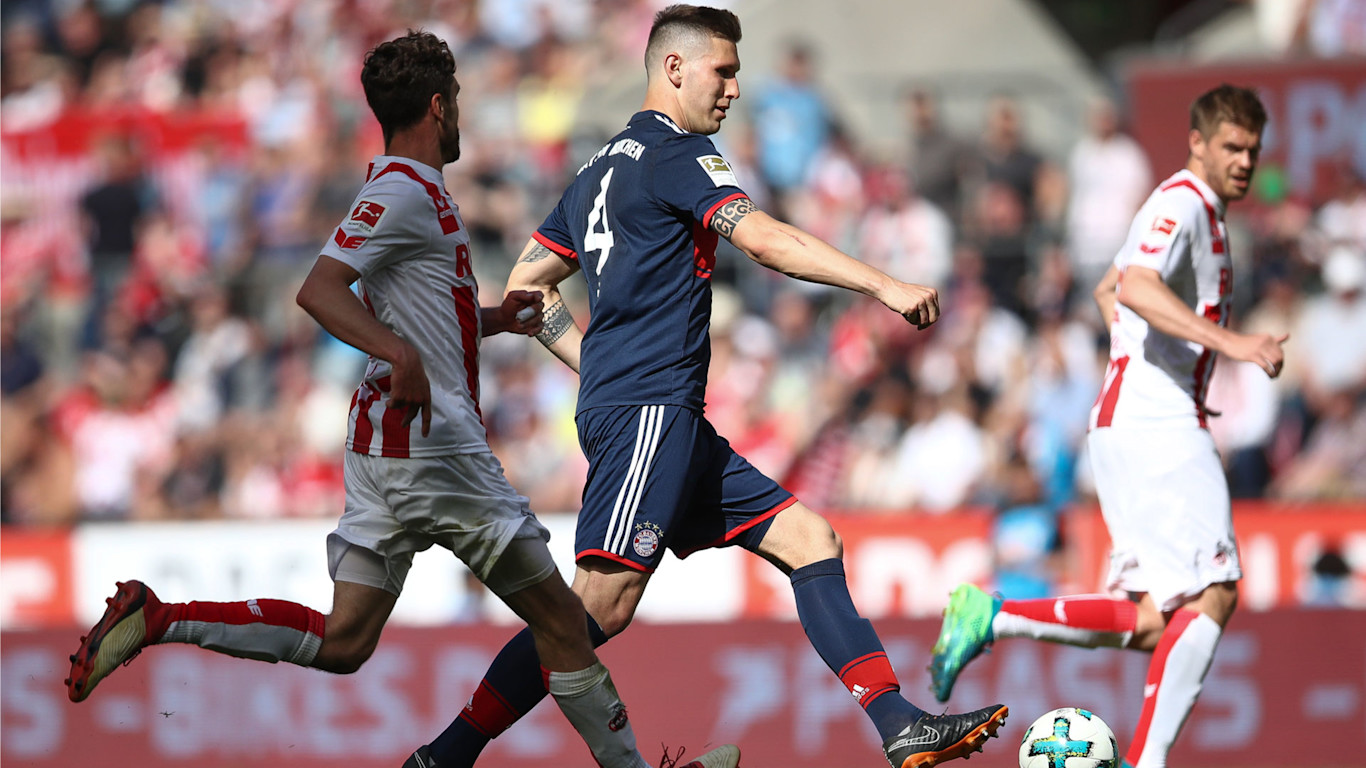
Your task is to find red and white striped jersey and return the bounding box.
[319,156,486,457]
[1090,169,1232,431]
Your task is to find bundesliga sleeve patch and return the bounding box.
[347,199,388,235]
[696,155,739,188]
[1137,214,1180,255]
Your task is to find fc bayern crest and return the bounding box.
[632,522,662,558]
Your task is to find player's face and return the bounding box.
[1190,120,1261,202]
[438,78,461,164]
[679,36,740,135]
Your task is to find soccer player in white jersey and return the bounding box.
[64,31,738,768]
[928,84,1287,768]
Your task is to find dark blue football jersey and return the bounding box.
[534,110,748,413]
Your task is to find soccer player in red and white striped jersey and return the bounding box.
[65,30,737,768]
[929,84,1288,768]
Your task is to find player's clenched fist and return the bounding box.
[1226,331,1288,379]
[882,280,940,330]
[388,341,432,436]
[503,289,544,336]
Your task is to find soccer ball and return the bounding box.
[1018,707,1118,768]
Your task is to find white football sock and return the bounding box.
[547,663,649,768]
[1128,611,1222,768]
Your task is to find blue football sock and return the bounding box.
[790,558,923,741]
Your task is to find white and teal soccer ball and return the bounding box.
[1018,707,1119,768]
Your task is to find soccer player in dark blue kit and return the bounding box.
[404,6,1008,768]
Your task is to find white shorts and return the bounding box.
[327,451,553,598]
[1087,427,1241,612]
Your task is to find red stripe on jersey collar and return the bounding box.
[1159,177,1225,254]
[371,161,461,235]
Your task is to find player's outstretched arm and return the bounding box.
[715,197,939,329]
[1093,264,1120,331]
[1118,266,1287,377]
[296,254,432,435]
[507,237,585,373]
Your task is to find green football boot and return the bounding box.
[928,583,1002,702]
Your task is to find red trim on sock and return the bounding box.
[857,685,902,709]
[837,651,887,679]
[836,651,901,708]
[458,710,494,739]
[462,679,524,738]
[307,605,326,641]
[146,597,174,641]
[173,599,321,631]
[1127,609,1197,765]
[1000,595,1138,632]
[164,602,185,629]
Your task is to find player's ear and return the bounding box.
[1187,128,1205,159]
[430,93,444,122]
[664,52,685,87]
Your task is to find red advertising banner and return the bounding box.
[1,106,249,160]
[1127,57,1366,206]
[4,610,1362,768]
[2,504,1363,631]
[0,528,75,628]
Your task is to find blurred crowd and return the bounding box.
[2,0,1365,550]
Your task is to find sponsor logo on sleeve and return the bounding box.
[334,228,367,249]
[348,200,388,235]
[697,155,739,188]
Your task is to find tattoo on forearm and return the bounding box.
[536,299,573,346]
[519,242,556,264]
[710,197,755,239]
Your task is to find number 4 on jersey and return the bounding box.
[585,168,616,282]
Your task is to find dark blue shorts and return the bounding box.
[573,404,796,572]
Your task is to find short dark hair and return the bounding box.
[1190,84,1267,138]
[361,31,456,144]
[645,4,742,71]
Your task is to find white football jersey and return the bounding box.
[320,156,486,457]
[1090,169,1232,431]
